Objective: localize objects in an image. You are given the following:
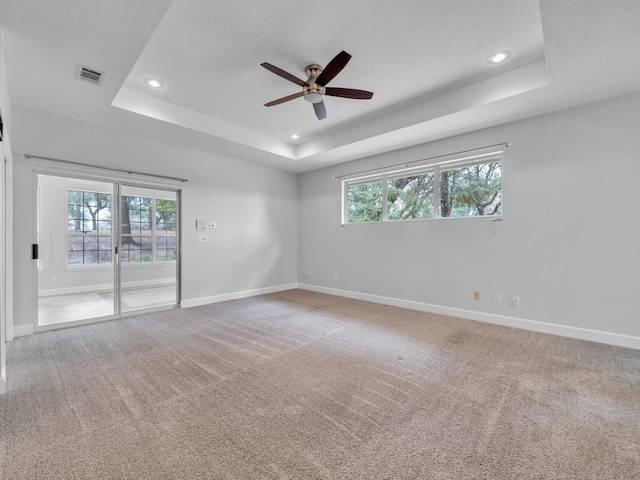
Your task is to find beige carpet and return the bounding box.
[1,289,639,479]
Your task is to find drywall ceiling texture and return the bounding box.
[113,0,545,158]
[2,1,639,173]
[297,91,640,346]
[10,106,299,330]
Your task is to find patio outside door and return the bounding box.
[36,174,179,328]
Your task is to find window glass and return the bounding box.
[387,169,434,220]
[123,196,152,235]
[67,190,112,264]
[156,236,177,261]
[68,190,112,234]
[155,199,177,261]
[121,196,153,262]
[68,191,177,265]
[343,155,502,223]
[346,180,383,223]
[120,236,153,263]
[439,160,502,217]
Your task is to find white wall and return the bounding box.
[0,28,13,393]
[298,91,640,347]
[8,87,640,350]
[12,106,298,329]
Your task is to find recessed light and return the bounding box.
[144,77,164,88]
[487,50,511,64]
[291,134,299,139]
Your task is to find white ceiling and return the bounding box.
[1,0,640,173]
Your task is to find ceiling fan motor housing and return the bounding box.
[304,64,325,103]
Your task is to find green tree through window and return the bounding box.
[68,191,177,265]
[346,181,383,222]
[387,170,434,220]
[440,162,501,217]
[121,196,153,262]
[155,199,177,261]
[121,197,177,262]
[67,190,112,265]
[344,155,502,223]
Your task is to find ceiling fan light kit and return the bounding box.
[303,64,325,103]
[261,50,373,120]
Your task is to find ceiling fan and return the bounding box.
[261,50,373,120]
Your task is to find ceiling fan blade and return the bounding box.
[316,51,351,86]
[264,91,304,107]
[325,87,374,100]
[313,100,327,120]
[261,63,307,87]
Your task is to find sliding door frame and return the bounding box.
[118,182,182,316]
[33,169,182,333]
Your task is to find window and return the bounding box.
[121,196,177,263]
[387,169,434,220]
[121,196,153,262]
[346,179,382,223]
[439,160,502,217]
[68,190,177,265]
[155,199,178,261]
[343,154,502,223]
[68,190,113,265]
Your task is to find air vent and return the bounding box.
[76,65,105,86]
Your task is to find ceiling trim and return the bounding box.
[111,60,548,164]
[112,87,297,159]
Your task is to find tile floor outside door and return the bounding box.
[38,285,177,326]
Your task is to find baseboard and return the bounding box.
[13,324,34,338]
[298,284,640,350]
[181,283,299,309]
[16,284,298,337]
[21,282,640,350]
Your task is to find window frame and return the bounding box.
[119,195,178,264]
[67,189,177,266]
[342,153,503,224]
[67,189,114,266]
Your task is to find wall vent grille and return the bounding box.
[76,65,104,85]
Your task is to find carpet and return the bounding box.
[1,289,639,479]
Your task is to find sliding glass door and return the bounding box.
[119,185,178,313]
[36,174,179,328]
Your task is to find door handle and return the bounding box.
[32,244,39,260]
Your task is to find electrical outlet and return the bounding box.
[333,274,338,282]
[494,293,501,303]
[473,291,480,301]
[237,276,242,284]
[512,296,520,306]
